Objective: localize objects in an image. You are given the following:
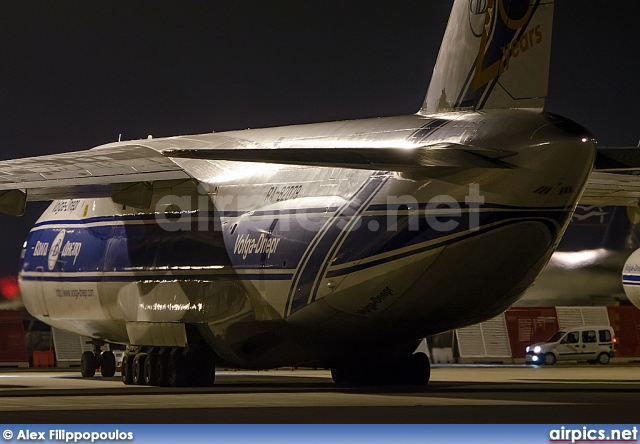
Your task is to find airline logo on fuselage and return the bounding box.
[233,233,281,260]
[48,230,66,271]
[33,241,49,257]
[625,264,640,274]
[61,240,82,265]
[51,199,82,214]
[44,229,82,269]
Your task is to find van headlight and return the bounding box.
[526,346,530,353]
[534,346,541,354]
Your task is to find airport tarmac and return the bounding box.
[0,365,638,423]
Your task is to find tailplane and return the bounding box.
[421,0,554,114]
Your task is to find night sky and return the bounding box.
[0,1,639,276]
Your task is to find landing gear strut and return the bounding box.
[80,340,116,378]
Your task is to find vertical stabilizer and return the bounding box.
[422,0,554,114]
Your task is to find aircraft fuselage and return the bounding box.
[19,110,596,368]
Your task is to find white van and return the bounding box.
[525,325,616,365]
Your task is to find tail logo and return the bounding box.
[572,206,609,224]
[468,0,489,37]
[469,0,488,14]
[472,0,541,92]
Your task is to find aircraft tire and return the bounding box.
[156,349,170,387]
[144,352,159,386]
[132,353,148,385]
[177,326,218,387]
[330,367,350,385]
[168,350,187,387]
[121,353,135,385]
[99,351,116,378]
[404,352,431,385]
[80,351,96,378]
[186,347,216,387]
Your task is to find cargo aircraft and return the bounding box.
[4,0,640,386]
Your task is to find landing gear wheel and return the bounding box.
[156,350,170,387]
[144,352,159,386]
[597,352,610,365]
[133,353,148,385]
[99,351,116,377]
[168,351,186,387]
[121,353,135,385]
[330,367,350,385]
[185,346,216,387]
[80,351,96,378]
[191,356,216,387]
[544,353,556,365]
[405,353,431,385]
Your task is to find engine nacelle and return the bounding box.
[622,248,640,308]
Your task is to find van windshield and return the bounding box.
[547,331,565,343]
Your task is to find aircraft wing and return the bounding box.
[0,139,514,215]
[581,147,640,206]
[5,140,639,214]
[0,144,190,215]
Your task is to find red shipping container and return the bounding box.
[606,306,640,357]
[0,310,28,364]
[505,307,559,358]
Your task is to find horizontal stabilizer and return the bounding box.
[163,144,515,172]
[578,147,640,206]
[595,147,640,172]
[581,171,640,207]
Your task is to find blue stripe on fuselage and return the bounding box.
[327,216,562,278]
[21,203,569,308]
[332,208,567,266]
[285,173,390,315]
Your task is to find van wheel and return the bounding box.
[543,353,556,365]
[597,352,610,365]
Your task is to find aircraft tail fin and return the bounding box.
[421,0,554,114]
[558,206,631,252]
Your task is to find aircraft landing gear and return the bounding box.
[132,353,148,385]
[121,351,135,385]
[143,350,159,386]
[80,340,116,378]
[122,346,215,387]
[331,350,431,386]
[100,350,116,377]
[120,329,217,387]
[80,351,96,378]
